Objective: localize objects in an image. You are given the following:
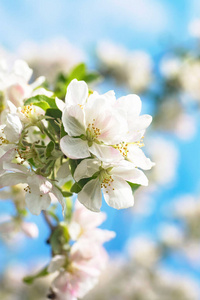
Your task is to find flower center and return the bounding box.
[24,185,43,198]
[99,168,115,193]
[21,104,35,118]
[115,142,129,157]
[0,128,8,145]
[86,119,101,143]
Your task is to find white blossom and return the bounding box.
[74,159,148,212]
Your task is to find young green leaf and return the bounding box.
[127,182,141,193]
[23,266,49,285]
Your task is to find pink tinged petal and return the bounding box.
[117,94,142,117]
[51,186,66,216]
[127,144,155,170]
[72,261,101,277]
[27,175,52,195]
[62,105,85,136]
[77,179,102,212]
[65,79,88,106]
[85,98,126,144]
[60,135,90,159]
[89,143,122,163]
[0,148,16,175]
[74,159,100,181]
[112,163,148,186]
[25,193,51,215]
[90,228,116,243]
[55,97,65,111]
[103,176,134,209]
[48,255,66,273]
[73,200,106,229]
[21,222,39,238]
[0,173,28,188]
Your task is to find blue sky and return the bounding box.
[0,0,197,54]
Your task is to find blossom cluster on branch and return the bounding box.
[0,58,154,299]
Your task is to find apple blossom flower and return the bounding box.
[60,80,126,162]
[0,59,46,109]
[97,41,153,93]
[68,200,115,243]
[0,164,65,215]
[49,239,111,300]
[18,38,85,83]
[0,215,39,240]
[59,79,153,165]
[74,158,148,212]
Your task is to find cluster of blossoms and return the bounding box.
[97,41,153,93]
[82,235,200,300]
[0,58,153,299]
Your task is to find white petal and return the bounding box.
[112,162,148,186]
[48,255,66,273]
[51,186,66,216]
[89,143,122,162]
[0,148,16,175]
[130,115,152,132]
[32,87,53,97]
[117,94,142,116]
[21,221,39,238]
[25,193,51,215]
[60,136,90,159]
[30,76,45,90]
[55,97,66,111]
[65,79,88,106]
[3,162,29,174]
[77,179,102,212]
[4,114,23,143]
[7,100,17,113]
[127,144,155,170]
[62,105,85,136]
[27,175,52,195]
[57,161,71,180]
[74,159,100,181]
[13,60,33,82]
[0,173,28,188]
[103,176,134,209]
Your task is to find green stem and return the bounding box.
[38,122,56,143]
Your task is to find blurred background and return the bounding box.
[1,0,200,299]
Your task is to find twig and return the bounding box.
[42,211,55,231]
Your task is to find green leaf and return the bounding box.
[68,159,82,177]
[24,95,57,111]
[45,108,62,134]
[46,141,55,158]
[61,191,73,197]
[23,266,49,285]
[127,182,141,193]
[83,72,100,83]
[70,178,92,193]
[68,63,86,81]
